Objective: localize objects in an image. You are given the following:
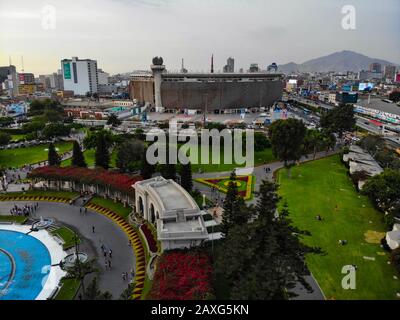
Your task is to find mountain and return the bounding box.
[278,50,398,74]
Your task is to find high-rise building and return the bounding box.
[223,57,235,73]
[61,57,98,96]
[249,63,259,73]
[18,72,35,85]
[267,63,278,73]
[384,65,397,80]
[369,62,382,73]
[0,65,18,96]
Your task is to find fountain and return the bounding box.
[61,252,88,269]
[31,217,54,230]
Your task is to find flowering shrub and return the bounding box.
[195,175,254,200]
[149,250,213,300]
[140,223,158,253]
[29,166,142,195]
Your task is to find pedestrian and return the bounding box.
[108,260,112,269]
[84,207,87,214]
[103,250,107,258]
[80,207,82,214]
[104,260,108,270]
[92,226,95,233]
[109,249,112,259]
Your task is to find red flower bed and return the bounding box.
[29,166,142,194]
[140,223,158,253]
[149,251,213,300]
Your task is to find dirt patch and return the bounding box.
[364,230,386,244]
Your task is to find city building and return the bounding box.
[129,57,283,113]
[97,69,109,85]
[18,72,35,85]
[369,62,382,73]
[133,176,208,251]
[336,91,358,104]
[359,70,383,81]
[249,63,259,73]
[384,65,397,81]
[223,57,235,73]
[0,65,18,96]
[267,63,278,73]
[61,57,99,96]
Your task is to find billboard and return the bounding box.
[395,73,400,83]
[63,62,71,80]
[359,83,374,91]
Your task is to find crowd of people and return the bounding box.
[10,203,38,216]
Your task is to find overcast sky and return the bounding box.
[0,0,399,75]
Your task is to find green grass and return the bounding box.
[179,144,275,173]
[11,134,27,141]
[51,226,80,250]
[53,278,81,300]
[4,190,79,200]
[0,215,28,224]
[61,149,117,168]
[88,197,132,219]
[277,155,400,300]
[0,141,73,168]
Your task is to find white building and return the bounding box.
[61,57,98,96]
[133,177,208,251]
[98,69,109,85]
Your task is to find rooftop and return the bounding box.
[357,98,400,116]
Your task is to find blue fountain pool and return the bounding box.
[0,230,51,300]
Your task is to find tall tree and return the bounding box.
[269,119,306,176]
[180,162,193,192]
[48,143,60,166]
[141,148,155,179]
[320,104,355,137]
[71,140,87,167]
[95,132,110,169]
[115,139,145,172]
[221,171,249,236]
[84,277,112,300]
[216,180,315,299]
[107,114,122,127]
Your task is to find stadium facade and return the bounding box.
[129,58,284,113]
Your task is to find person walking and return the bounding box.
[92,226,95,233]
[109,249,112,259]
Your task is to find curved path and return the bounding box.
[0,201,135,299]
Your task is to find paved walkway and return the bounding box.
[0,201,134,299]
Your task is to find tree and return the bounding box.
[116,139,145,172]
[84,277,112,300]
[66,258,97,295]
[320,104,355,137]
[0,117,14,127]
[48,143,60,166]
[216,180,316,299]
[269,119,306,176]
[42,123,71,139]
[390,248,400,274]
[95,132,110,169]
[389,91,400,103]
[141,148,155,179]
[107,114,122,127]
[119,283,135,300]
[83,129,114,150]
[254,132,271,152]
[180,162,193,192]
[71,140,87,167]
[160,163,176,180]
[221,171,249,236]
[0,132,11,146]
[362,169,400,214]
[303,129,323,159]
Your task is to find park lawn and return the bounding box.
[61,149,117,168]
[87,197,132,219]
[0,141,73,168]
[180,144,275,173]
[51,226,80,250]
[0,215,28,224]
[53,278,81,300]
[11,134,27,141]
[277,155,400,300]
